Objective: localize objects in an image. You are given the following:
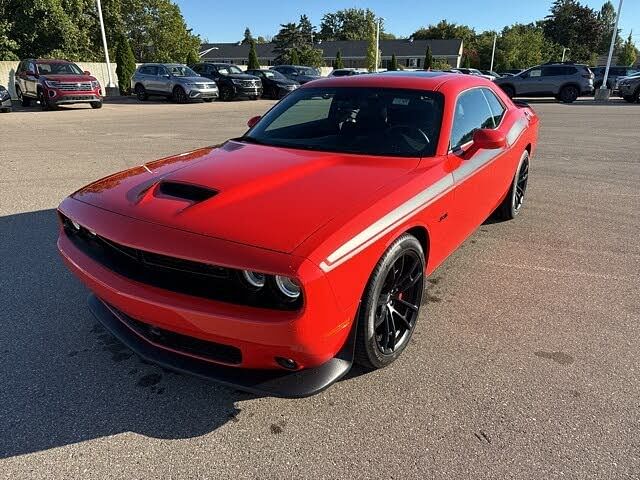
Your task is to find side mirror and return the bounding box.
[472,128,506,150]
[84,70,91,76]
[247,115,261,128]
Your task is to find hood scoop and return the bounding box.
[157,181,218,203]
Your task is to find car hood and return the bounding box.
[226,73,260,80]
[42,74,96,82]
[72,142,418,253]
[176,76,211,83]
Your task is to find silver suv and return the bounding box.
[131,63,219,103]
[494,63,594,103]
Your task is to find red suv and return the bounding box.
[15,59,103,110]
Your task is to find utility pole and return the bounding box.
[597,0,624,100]
[96,0,116,94]
[375,18,382,72]
[490,33,497,71]
[561,47,570,62]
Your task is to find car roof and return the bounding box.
[33,59,74,63]
[302,70,490,91]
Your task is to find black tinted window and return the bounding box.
[451,89,495,149]
[246,87,444,157]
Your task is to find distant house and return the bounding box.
[199,39,464,69]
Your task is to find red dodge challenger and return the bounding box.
[58,72,538,397]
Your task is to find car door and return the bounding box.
[23,60,38,96]
[447,88,509,245]
[517,67,544,95]
[138,65,156,92]
[155,66,172,93]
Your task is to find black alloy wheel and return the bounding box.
[559,85,579,103]
[220,86,234,101]
[496,150,529,220]
[135,84,148,101]
[355,234,425,369]
[173,86,188,104]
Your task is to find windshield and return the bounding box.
[167,65,198,77]
[244,87,443,157]
[263,70,286,80]
[217,65,244,75]
[297,67,319,76]
[36,62,83,75]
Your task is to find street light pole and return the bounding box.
[375,18,382,72]
[601,0,624,93]
[490,33,497,72]
[96,0,115,89]
[561,47,570,62]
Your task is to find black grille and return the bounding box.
[112,303,242,364]
[60,214,301,310]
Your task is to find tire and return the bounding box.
[16,86,31,107]
[219,86,234,101]
[38,89,55,111]
[250,95,258,100]
[90,101,102,109]
[135,84,148,101]
[622,87,640,103]
[501,85,515,99]
[496,150,530,220]
[559,85,579,103]
[203,98,214,103]
[172,86,188,104]
[354,234,426,370]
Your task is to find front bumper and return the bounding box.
[88,294,354,397]
[234,85,263,97]
[186,86,219,99]
[47,88,102,105]
[618,83,638,96]
[57,197,357,393]
[0,96,11,111]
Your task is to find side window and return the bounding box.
[450,89,495,150]
[481,89,506,127]
[157,66,168,77]
[528,68,543,78]
[191,64,202,74]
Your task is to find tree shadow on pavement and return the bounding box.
[0,209,253,459]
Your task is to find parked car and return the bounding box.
[244,69,299,99]
[0,85,11,112]
[57,72,539,397]
[131,63,218,103]
[616,72,640,103]
[500,69,524,76]
[480,70,501,79]
[328,68,364,77]
[451,67,494,80]
[591,66,639,89]
[494,62,594,103]
[15,59,102,110]
[270,65,322,84]
[191,63,261,101]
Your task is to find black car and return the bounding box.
[191,63,262,101]
[244,69,299,99]
[591,66,639,89]
[0,85,12,112]
[269,65,322,84]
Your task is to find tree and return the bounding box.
[463,55,471,68]
[273,22,304,63]
[320,8,382,41]
[543,0,603,63]
[412,20,476,43]
[298,47,325,68]
[431,59,451,70]
[334,50,344,69]
[388,53,398,71]
[618,31,637,66]
[115,34,136,95]
[242,27,253,45]
[494,23,558,71]
[365,17,377,72]
[289,48,300,65]
[597,1,620,53]
[298,14,315,44]
[424,45,433,69]
[248,40,260,69]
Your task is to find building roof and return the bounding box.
[200,39,463,60]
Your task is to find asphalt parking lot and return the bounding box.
[1,97,639,479]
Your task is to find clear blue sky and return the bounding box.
[176,0,639,43]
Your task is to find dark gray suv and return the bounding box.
[617,72,640,103]
[494,63,594,103]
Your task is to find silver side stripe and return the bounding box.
[319,118,528,272]
[506,117,528,146]
[320,174,454,271]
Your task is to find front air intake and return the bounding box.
[157,181,217,202]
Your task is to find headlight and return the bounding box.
[91,80,100,90]
[240,270,266,290]
[44,80,59,88]
[0,86,9,100]
[274,276,301,299]
[231,79,243,85]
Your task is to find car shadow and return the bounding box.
[0,209,255,459]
